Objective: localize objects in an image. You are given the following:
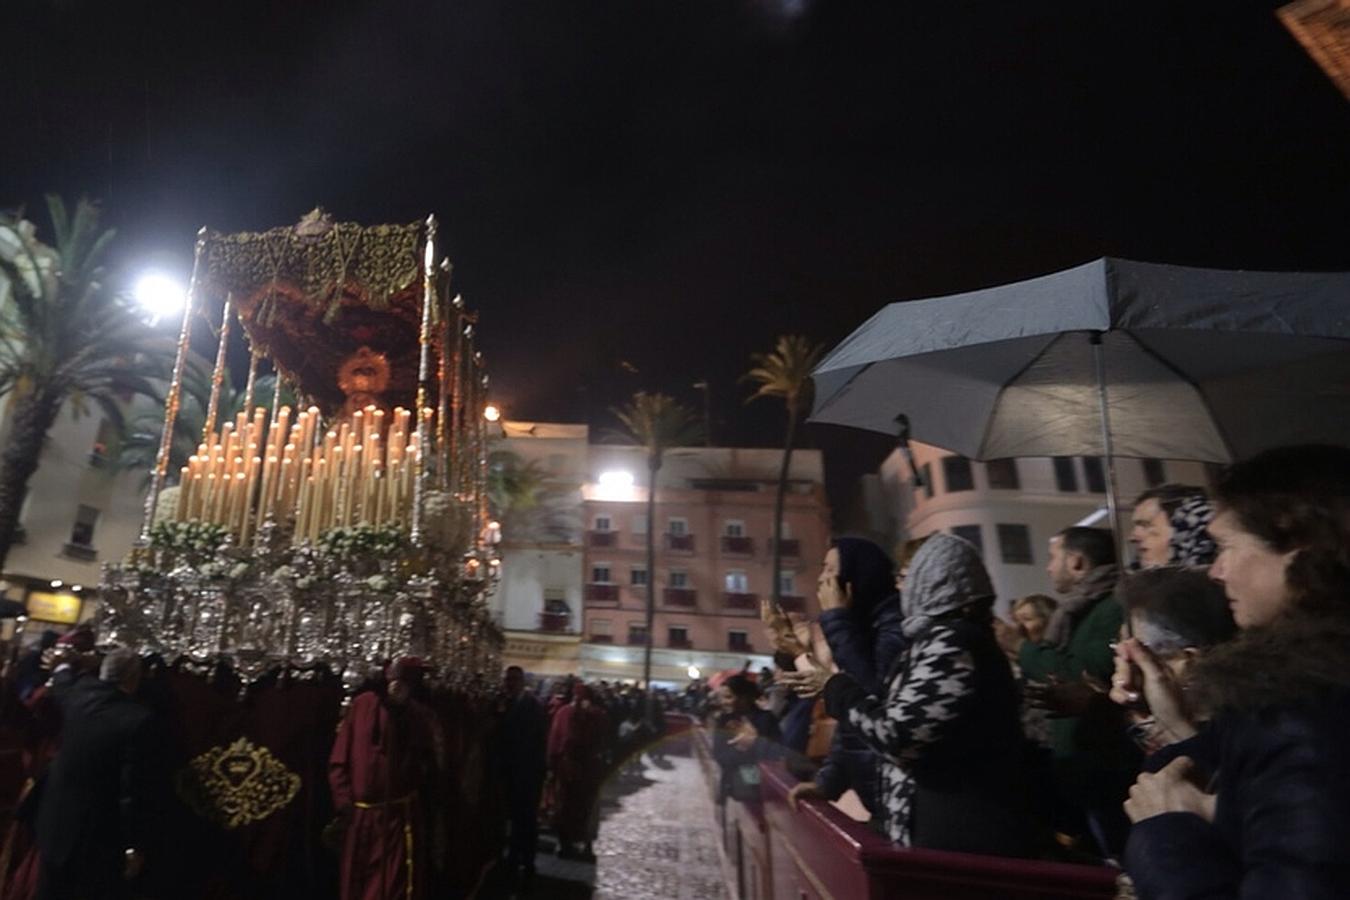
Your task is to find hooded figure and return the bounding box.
[821,534,1040,854]
[812,538,906,814]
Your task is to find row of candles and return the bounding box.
[174,404,426,544]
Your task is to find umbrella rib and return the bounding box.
[1122,331,1238,462]
[971,333,1066,460]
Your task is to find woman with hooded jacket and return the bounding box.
[786,537,907,817]
[1120,445,1350,899]
[783,533,1040,855]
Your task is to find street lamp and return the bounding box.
[133,271,186,325]
[483,404,501,422]
[687,665,701,680]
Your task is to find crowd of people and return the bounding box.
[2,442,1348,899]
[700,444,1350,898]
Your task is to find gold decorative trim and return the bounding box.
[176,737,302,829]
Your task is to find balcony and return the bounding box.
[587,530,617,548]
[723,592,758,612]
[61,542,98,562]
[728,636,753,653]
[538,610,571,633]
[627,632,649,647]
[668,637,693,649]
[585,583,619,604]
[662,587,697,608]
[768,537,801,559]
[778,595,807,614]
[665,533,695,554]
[720,535,754,556]
[588,633,613,644]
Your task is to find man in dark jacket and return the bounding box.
[494,665,547,882]
[36,647,155,900]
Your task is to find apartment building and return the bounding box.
[865,441,1213,608]
[578,444,830,686]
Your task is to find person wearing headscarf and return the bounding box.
[785,537,906,818]
[1130,485,1216,569]
[329,657,438,900]
[784,534,1039,854]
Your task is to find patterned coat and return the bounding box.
[822,535,1038,855]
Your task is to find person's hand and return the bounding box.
[993,617,1025,656]
[729,719,759,751]
[1024,675,1100,717]
[776,656,831,698]
[1117,639,1197,744]
[1124,756,1216,824]
[124,849,145,880]
[761,599,808,658]
[787,781,823,812]
[816,576,851,612]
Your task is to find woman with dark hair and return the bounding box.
[711,674,781,804]
[1120,445,1350,898]
[783,534,1039,854]
[785,537,907,816]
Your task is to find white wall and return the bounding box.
[497,546,583,632]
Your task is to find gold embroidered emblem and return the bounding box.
[176,737,302,829]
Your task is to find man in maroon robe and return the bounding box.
[546,683,608,862]
[329,658,438,900]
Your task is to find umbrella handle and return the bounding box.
[895,414,925,489]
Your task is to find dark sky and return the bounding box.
[8,0,1350,523]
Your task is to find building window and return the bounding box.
[779,521,792,539]
[725,570,749,593]
[630,567,648,587]
[628,623,649,645]
[728,630,751,652]
[997,524,1034,564]
[985,459,1020,490]
[1083,457,1107,494]
[591,564,612,583]
[631,515,647,535]
[1142,459,1166,487]
[69,505,100,548]
[778,571,796,596]
[921,462,935,499]
[1053,457,1078,492]
[724,520,745,537]
[668,626,690,647]
[667,517,688,536]
[594,514,612,532]
[590,618,612,639]
[669,569,689,588]
[951,524,984,557]
[942,456,974,492]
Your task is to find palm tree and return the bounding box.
[743,335,824,615]
[486,448,548,534]
[0,197,169,570]
[117,357,295,487]
[609,392,703,692]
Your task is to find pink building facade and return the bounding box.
[578,446,831,685]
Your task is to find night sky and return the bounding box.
[8,0,1350,524]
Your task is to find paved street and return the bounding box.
[483,748,730,900]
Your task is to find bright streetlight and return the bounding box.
[687,665,701,680]
[133,271,186,324]
[483,404,501,422]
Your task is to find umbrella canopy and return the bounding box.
[811,258,1350,463]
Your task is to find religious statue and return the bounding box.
[336,346,391,421]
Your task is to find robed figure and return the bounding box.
[328,659,438,900]
[546,683,608,861]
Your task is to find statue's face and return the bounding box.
[337,347,390,398]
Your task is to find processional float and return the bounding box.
[98,210,503,687]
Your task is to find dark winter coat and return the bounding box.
[712,708,782,803]
[813,599,906,813]
[1125,614,1350,899]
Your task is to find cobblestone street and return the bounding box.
[483,748,731,900]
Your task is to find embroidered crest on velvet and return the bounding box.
[176,736,303,829]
